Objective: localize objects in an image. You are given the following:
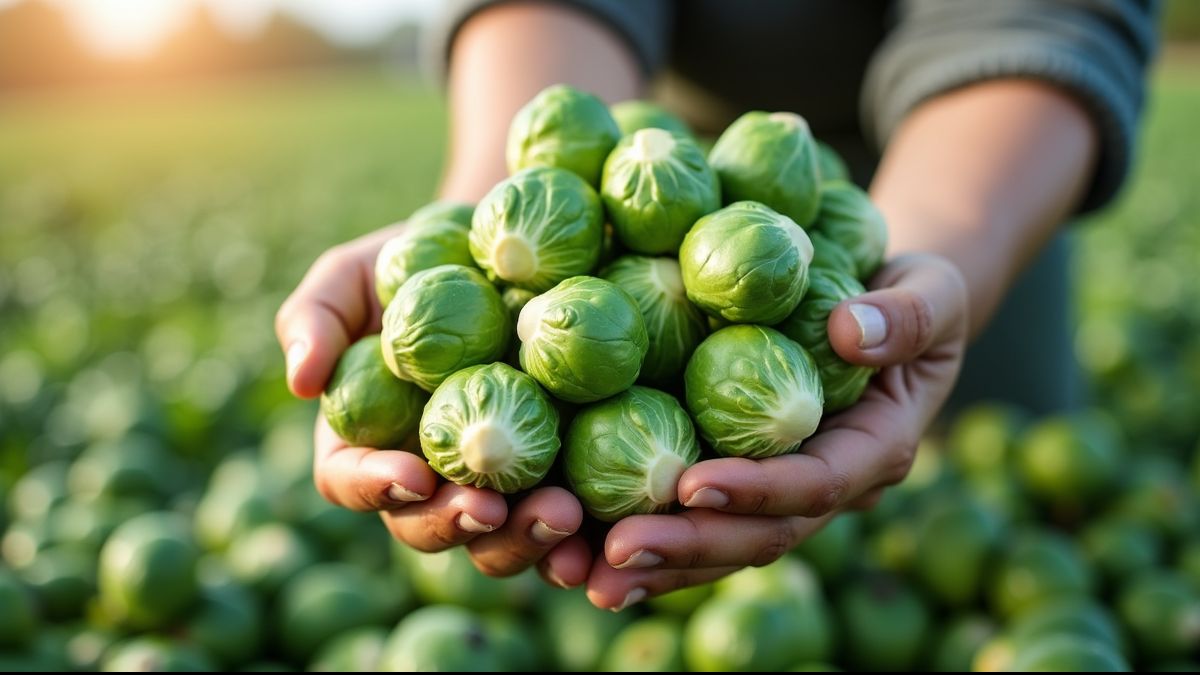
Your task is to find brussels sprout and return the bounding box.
[374,220,474,306]
[420,363,560,493]
[601,256,708,385]
[470,167,604,292]
[776,268,873,411]
[506,84,621,187]
[679,201,813,325]
[565,387,700,522]
[381,265,510,392]
[610,100,691,137]
[320,336,428,448]
[408,200,474,229]
[517,276,648,403]
[685,325,823,458]
[601,129,720,255]
[815,140,851,183]
[708,111,821,227]
[379,605,503,672]
[501,287,537,324]
[809,231,857,277]
[813,181,887,281]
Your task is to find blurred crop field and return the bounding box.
[2,54,1200,671]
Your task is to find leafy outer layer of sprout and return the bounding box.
[708,111,822,228]
[320,335,429,448]
[813,181,888,281]
[815,140,851,183]
[601,255,708,386]
[775,268,874,412]
[517,276,648,403]
[610,100,692,137]
[684,325,824,458]
[564,386,700,522]
[678,201,814,325]
[601,129,721,255]
[408,200,475,229]
[419,363,560,493]
[809,231,858,278]
[470,167,604,292]
[381,264,510,392]
[374,220,474,306]
[506,84,621,187]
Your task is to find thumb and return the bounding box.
[826,254,967,368]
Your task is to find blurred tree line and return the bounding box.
[0,0,421,90]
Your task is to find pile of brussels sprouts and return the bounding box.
[323,85,888,522]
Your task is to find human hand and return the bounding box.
[274,225,592,587]
[582,254,969,610]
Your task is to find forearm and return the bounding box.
[439,2,643,203]
[869,79,1099,339]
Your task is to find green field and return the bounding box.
[1,61,1198,671]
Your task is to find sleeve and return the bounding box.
[422,0,674,81]
[861,0,1162,214]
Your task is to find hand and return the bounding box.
[274,226,592,588]
[582,254,969,610]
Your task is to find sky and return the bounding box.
[0,0,442,57]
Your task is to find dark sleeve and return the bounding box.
[861,0,1161,214]
[423,0,673,80]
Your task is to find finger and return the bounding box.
[827,253,967,368]
[586,560,740,612]
[603,510,829,571]
[847,488,886,511]
[275,228,397,398]
[379,482,508,553]
[313,415,436,511]
[677,408,910,517]
[466,486,583,577]
[538,534,592,589]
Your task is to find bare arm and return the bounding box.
[871,79,1099,339]
[439,2,643,202]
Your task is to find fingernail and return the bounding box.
[386,482,427,503]
[613,550,664,570]
[683,487,729,509]
[457,512,495,533]
[848,303,888,348]
[530,520,571,545]
[611,587,647,612]
[285,340,308,382]
[544,567,571,589]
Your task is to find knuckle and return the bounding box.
[883,442,919,486]
[751,525,794,567]
[468,553,516,579]
[313,473,340,507]
[807,468,850,516]
[904,290,935,353]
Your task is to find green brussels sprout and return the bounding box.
[813,181,887,281]
[601,128,720,254]
[610,100,691,137]
[379,605,502,672]
[776,268,873,411]
[517,276,648,403]
[98,512,199,630]
[506,84,621,187]
[320,335,428,448]
[809,231,858,277]
[381,265,510,392]
[708,111,822,227]
[501,287,538,324]
[685,325,824,458]
[601,256,708,385]
[565,386,700,522]
[374,220,474,306]
[815,140,851,183]
[470,167,604,292]
[408,200,474,229]
[679,201,813,325]
[420,363,560,494]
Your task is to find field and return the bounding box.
[1,59,1198,670]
